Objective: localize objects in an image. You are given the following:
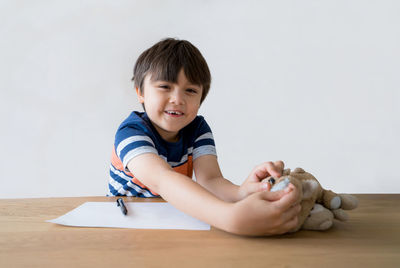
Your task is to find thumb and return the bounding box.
[244,182,271,195]
[259,183,295,201]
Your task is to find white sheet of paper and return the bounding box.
[47,202,210,231]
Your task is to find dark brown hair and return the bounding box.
[132,38,211,104]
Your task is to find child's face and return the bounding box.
[137,69,203,142]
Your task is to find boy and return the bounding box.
[109,38,301,236]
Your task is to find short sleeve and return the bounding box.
[192,118,217,160]
[115,126,158,171]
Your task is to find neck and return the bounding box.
[151,122,180,143]
[162,132,180,143]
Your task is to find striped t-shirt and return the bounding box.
[108,111,217,197]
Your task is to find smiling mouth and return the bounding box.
[165,110,184,117]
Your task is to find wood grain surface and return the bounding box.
[1,194,399,267]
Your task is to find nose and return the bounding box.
[169,89,185,105]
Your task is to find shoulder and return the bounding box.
[184,116,217,158]
[113,112,159,166]
[117,112,156,136]
[114,111,159,145]
[184,115,213,135]
[118,111,150,131]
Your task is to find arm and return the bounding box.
[128,153,301,236]
[127,153,233,231]
[194,155,286,202]
[193,155,241,202]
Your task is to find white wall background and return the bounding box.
[1,0,399,198]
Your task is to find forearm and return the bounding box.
[156,170,234,231]
[197,176,242,202]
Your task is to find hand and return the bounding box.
[238,161,285,199]
[227,183,301,236]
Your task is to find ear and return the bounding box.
[302,180,319,199]
[136,87,144,104]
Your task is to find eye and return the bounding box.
[158,85,170,90]
[268,177,276,185]
[186,88,198,94]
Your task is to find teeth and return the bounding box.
[166,111,183,115]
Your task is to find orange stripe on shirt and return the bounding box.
[111,145,159,196]
[111,145,133,176]
[111,146,193,196]
[173,155,193,178]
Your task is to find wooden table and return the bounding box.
[1,194,399,267]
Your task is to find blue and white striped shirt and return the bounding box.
[108,111,217,197]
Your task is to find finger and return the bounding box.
[273,160,285,176]
[260,182,271,191]
[260,182,296,201]
[259,186,288,201]
[252,162,274,181]
[281,204,301,223]
[273,185,300,210]
[252,167,269,182]
[265,161,283,178]
[280,215,299,233]
[251,162,279,180]
[246,182,271,194]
